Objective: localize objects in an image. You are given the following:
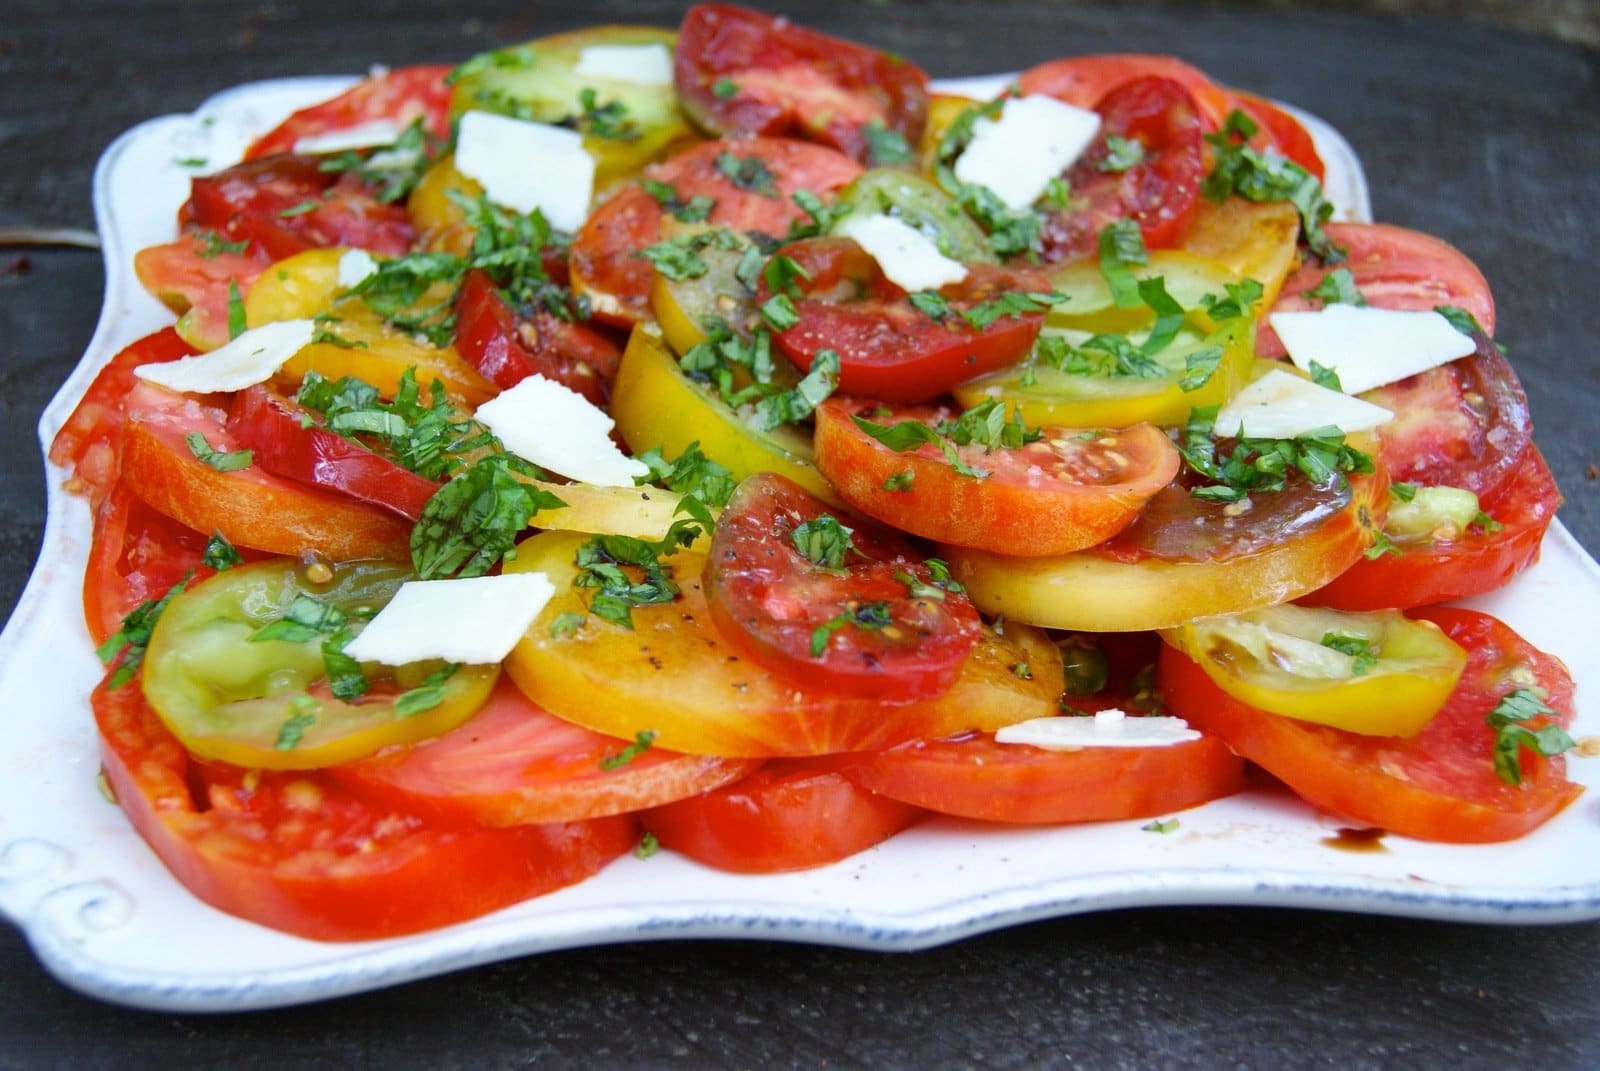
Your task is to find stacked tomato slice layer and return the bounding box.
[52,4,1581,942]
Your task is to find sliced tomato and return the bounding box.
[244,65,453,160]
[94,676,635,941]
[705,472,982,701]
[451,268,620,405]
[49,328,198,505]
[504,530,1063,758]
[761,237,1048,402]
[569,185,665,327]
[132,236,269,350]
[1017,53,1235,129]
[641,755,923,872]
[851,729,1243,824]
[1308,444,1561,611]
[185,157,415,260]
[1230,91,1325,181]
[120,384,413,561]
[1160,607,1581,842]
[1039,76,1207,262]
[338,677,761,825]
[1258,222,1496,357]
[814,399,1180,556]
[674,4,929,166]
[83,483,222,646]
[226,385,440,521]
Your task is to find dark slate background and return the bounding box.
[2,3,1598,1067]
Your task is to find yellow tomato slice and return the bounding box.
[503,531,1062,757]
[1159,604,1468,737]
[609,324,840,505]
[917,94,981,169]
[648,225,764,356]
[141,560,497,770]
[525,479,711,545]
[1180,198,1301,311]
[244,248,495,406]
[1043,250,1250,335]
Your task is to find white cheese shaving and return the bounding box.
[573,43,675,86]
[834,214,968,292]
[342,573,556,666]
[336,249,379,289]
[1212,369,1394,440]
[291,120,403,156]
[133,319,317,394]
[475,374,650,487]
[996,710,1202,750]
[953,94,1101,211]
[1271,304,1477,396]
[453,110,596,233]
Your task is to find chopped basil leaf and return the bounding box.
[1487,688,1575,785]
[184,433,252,472]
[195,230,248,258]
[1305,267,1367,307]
[909,291,951,321]
[1321,631,1379,676]
[863,120,914,167]
[711,78,739,100]
[809,601,894,657]
[1097,221,1148,308]
[792,514,857,571]
[1308,360,1343,391]
[572,522,701,629]
[96,573,193,689]
[577,87,638,141]
[1141,818,1180,834]
[759,293,800,331]
[411,454,566,579]
[549,611,586,639]
[882,469,914,492]
[1203,110,1344,264]
[201,533,243,571]
[714,150,778,197]
[600,730,658,770]
[1099,135,1146,173]
[226,279,247,340]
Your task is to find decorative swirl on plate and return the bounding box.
[33,880,134,940]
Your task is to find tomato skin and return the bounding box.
[226,385,440,521]
[1159,608,1581,843]
[1308,445,1561,611]
[121,385,413,561]
[1038,76,1207,262]
[764,237,1049,403]
[1230,91,1325,181]
[642,755,923,873]
[569,185,665,327]
[94,676,636,942]
[338,677,761,825]
[451,268,620,405]
[850,730,1244,825]
[705,472,982,701]
[813,399,1181,557]
[1018,53,1235,129]
[675,4,929,165]
[82,483,223,646]
[244,65,453,160]
[186,157,415,260]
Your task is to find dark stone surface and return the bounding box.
[2,2,1598,1067]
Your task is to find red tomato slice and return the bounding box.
[337,677,760,825]
[226,385,441,521]
[763,236,1049,402]
[132,236,268,350]
[244,65,453,160]
[1160,607,1581,843]
[82,483,215,646]
[569,185,664,327]
[851,728,1244,824]
[1018,53,1233,126]
[674,4,929,165]
[1307,444,1561,611]
[186,158,415,260]
[1040,76,1207,262]
[94,674,636,942]
[641,755,923,873]
[1259,222,1496,357]
[49,328,198,505]
[120,384,413,560]
[452,268,620,405]
[814,398,1181,556]
[704,472,982,701]
[1230,91,1325,181]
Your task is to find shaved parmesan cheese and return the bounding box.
[1271,305,1476,395]
[453,111,595,233]
[337,249,378,289]
[996,709,1202,750]
[134,320,316,394]
[953,94,1101,211]
[834,214,968,292]
[475,374,650,487]
[574,43,674,86]
[342,573,556,665]
[1213,369,1394,439]
[291,120,403,156]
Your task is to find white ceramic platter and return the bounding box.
[1,76,1596,1013]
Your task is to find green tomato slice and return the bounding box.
[830,168,996,265]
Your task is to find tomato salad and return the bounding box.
[56,4,1579,941]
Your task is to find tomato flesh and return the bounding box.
[452,267,620,404]
[186,157,415,260]
[244,65,453,160]
[705,472,982,701]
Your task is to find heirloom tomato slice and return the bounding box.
[674,4,929,165]
[1160,608,1581,842]
[814,399,1179,556]
[95,677,634,942]
[642,755,924,873]
[132,235,268,351]
[704,472,982,701]
[1017,53,1235,128]
[452,267,621,405]
[244,65,453,160]
[336,676,761,825]
[186,157,415,260]
[504,531,1062,758]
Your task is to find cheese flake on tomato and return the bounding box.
[952,94,1101,211]
[133,319,316,393]
[453,111,595,233]
[1213,368,1393,439]
[291,119,405,156]
[834,214,968,292]
[475,373,650,487]
[337,249,379,289]
[573,44,674,86]
[1271,305,1476,395]
[342,573,556,665]
[996,709,1201,749]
